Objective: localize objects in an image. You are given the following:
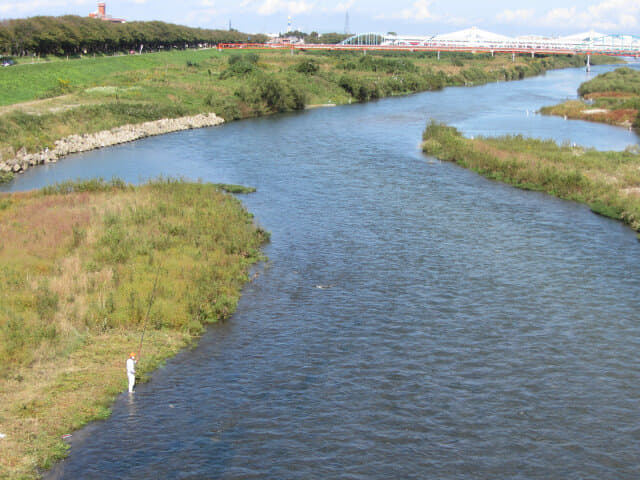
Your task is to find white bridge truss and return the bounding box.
[339,28,640,56]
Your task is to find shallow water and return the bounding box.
[6,64,640,479]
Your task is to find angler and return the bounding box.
[126,352,137,393]
[127,266,161,394]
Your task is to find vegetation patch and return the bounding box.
[541,66,640,128]
[0,171,14,184]
[0,178,269,479]
[422,120,640,236]
[0,49,611,161]
[0,16,267,58]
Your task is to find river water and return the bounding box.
[5,64,640,479]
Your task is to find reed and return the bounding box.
[540,67,640,127]
[0,178,268,479]
[422,121,640,235]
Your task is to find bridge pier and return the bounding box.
[586,54,591,72]
[512,52,515,62]
[437,51,440,60]
[531,51,535,58]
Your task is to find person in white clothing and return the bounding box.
[126,352,137,393]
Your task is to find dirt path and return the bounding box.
[0,94,95,116]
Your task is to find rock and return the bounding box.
[3,113,225,175]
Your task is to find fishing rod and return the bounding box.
[137,265,161,360]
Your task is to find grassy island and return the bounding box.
[540,66,640,128]
[422,121,640,236]
[0,178,268,479]
[0,48,610,178]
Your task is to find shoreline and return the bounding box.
[540,100,637,129]
[0,52,614,185]
[0,179,267,479]
[539,66,640,131]
[0,113,224,180]
[421,121,640,237]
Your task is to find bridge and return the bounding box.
[219,27,640,58]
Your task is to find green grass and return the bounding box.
[541,66,640,127]
[0,171,14,184]
[0,49,225,105]
[0,49,605,158]
[0,178,269,479]
[578,66,640,96]
[422,121,640,235]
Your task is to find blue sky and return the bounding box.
[1,0,638,37]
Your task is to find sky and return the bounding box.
[0,0,639,37]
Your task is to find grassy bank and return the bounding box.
[0,49,604,166]
[0,178,268,479]
[422,121,640,235]
[540,66,640,128]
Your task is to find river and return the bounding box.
[4,64,640,479]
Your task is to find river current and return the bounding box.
[5,64,640,479]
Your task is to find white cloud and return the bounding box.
[183,7,218,26]
[332,0,356,13]
[496,9,534,23]
[536,0,638,31]
[255,0,314,16]
[587,0,640,18]
[408,0,438,21]
[542,6,577,24]
[379,0,439,21]
[0,0,87,15]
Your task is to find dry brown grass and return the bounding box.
[0,329,189,478]
[0,180,266,479]
[541,100,637,127]
[585,91,636,99]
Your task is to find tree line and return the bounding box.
[284,30,351,44]
[0,15,268,56]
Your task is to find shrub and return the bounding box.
[338,75,380,102]
[295,59,319,74]
[228,52,259,65]
[35,283,59,321]
[578,67,640,96]
[220,60,256,78]
[205,95,242,121]
[235,74,306,113]
[0,171,14,184]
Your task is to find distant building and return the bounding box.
[89,2,126,23]
[266,35,304,45]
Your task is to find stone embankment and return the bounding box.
[0,113,224,175]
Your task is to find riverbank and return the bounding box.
[0,49,614,184]
[0,179,268,479]
[421,121,640,236]
[0,113,224,179]
[540,66,640,129]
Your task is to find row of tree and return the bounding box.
[284,30,351,44]
[0,16,268,56]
